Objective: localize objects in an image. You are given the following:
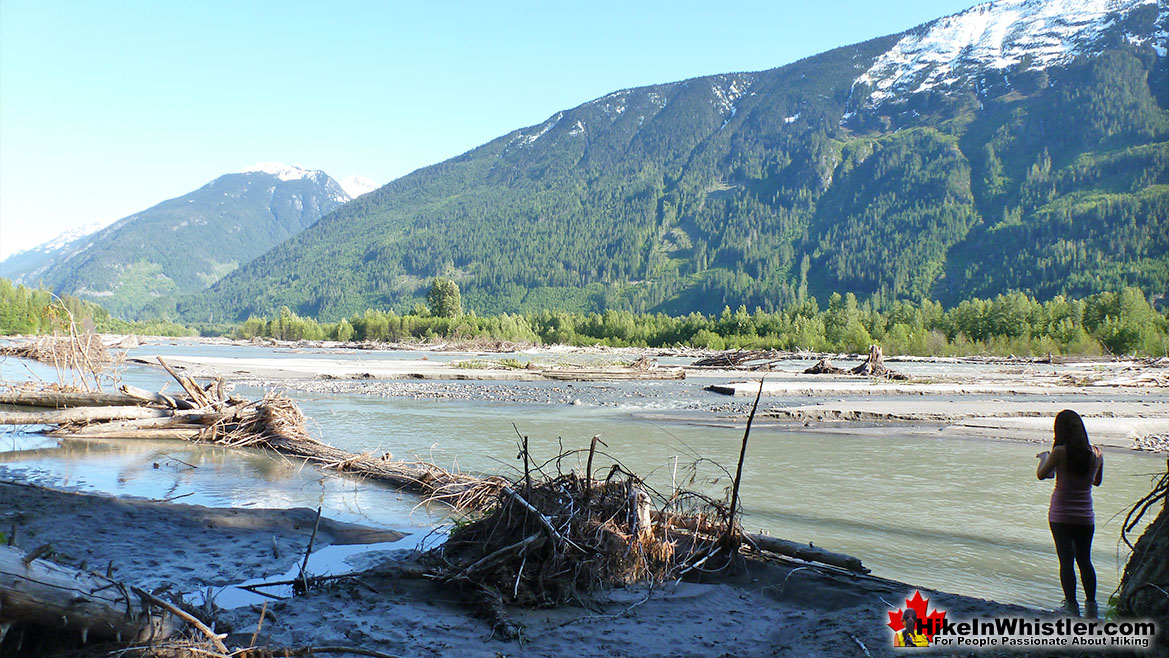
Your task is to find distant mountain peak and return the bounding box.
[339,175,378,199]
[0,221,106,281]
[853,0,1163,108]
[239,162,322,181]
[29,222,106,255]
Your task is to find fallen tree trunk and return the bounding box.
[0,389,143,409]
[240,401,496,502]
[540,368,685,381]
[0,406,172,425]
[50,427,206,441]
[119,384,196,410]
[803,358,846,375]
[46,411,230,433]
[745,533,869,573]
[0,545,175,643]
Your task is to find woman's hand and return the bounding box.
[1036,449,1056,480]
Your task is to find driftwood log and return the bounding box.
[802,346,907,380]
[0,406,172,425]
[5,358,502,507]
[0,389,141,409]
[692,350,783,370]
[803,358,846,374]
[745,534,869,573]
[0,545,175,643]
[540,368,684,381]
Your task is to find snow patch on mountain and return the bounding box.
[853,0,1160,107]
[5,221,105,260]
[35,222,106,254]
[339,176,378,199]
[520,112,564,145]
[710,75,752,116]
[0,221,107,282]
[240,162,321,181]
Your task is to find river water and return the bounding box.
[1,343,1162,610]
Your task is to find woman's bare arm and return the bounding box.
[1093,446,1103,486]
[1037,446,1062,480]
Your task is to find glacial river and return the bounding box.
[1,342,1162,610]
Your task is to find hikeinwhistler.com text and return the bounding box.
[922,617,1157,650]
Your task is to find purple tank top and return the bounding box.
[1048,454,1099,525]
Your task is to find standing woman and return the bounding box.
[1037,409,1104,617]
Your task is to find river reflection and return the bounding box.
[1,348,1162,609]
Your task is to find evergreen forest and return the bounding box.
[177,11,1168,324]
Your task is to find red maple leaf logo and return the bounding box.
[887,590,947,642]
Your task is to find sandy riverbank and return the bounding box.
[3,480,1050,658]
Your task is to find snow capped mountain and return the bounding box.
[852,0,1164,108]
[239,162,324,182]
[8,165,368,318]
[26,222,106,255]
[339,175,378,199]
[1,222,107,284]
[238,164,377,201]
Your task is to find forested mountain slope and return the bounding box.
[12,164,356,319]
[183,0,1168,322]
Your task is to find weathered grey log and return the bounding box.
[244,417,492,499]
[120,385,195,410]
[0,545,175,642]
[804,358,846,375]
[0,406,172,425]
[156,357,215,408]
[48,411,230,432]
[0,389,142,409]
[745,533,869,573]
[50,427,206,441]
[539,368,685,381]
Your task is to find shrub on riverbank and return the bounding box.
[5,276,1165,356]
[231,288,1169,357]
[0,279,194,338]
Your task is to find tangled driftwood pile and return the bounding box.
[0,357,503,506]
[691,349,784,370]
[802,345,907,380]
[0,335,111,367]
[432,448,717,608]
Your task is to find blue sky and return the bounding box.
[0,1,978,259]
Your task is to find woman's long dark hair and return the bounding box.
[1054,409,1093,476]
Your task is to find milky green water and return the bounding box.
[1,345,1162,609]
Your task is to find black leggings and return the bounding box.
[1050,521,1096,603]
